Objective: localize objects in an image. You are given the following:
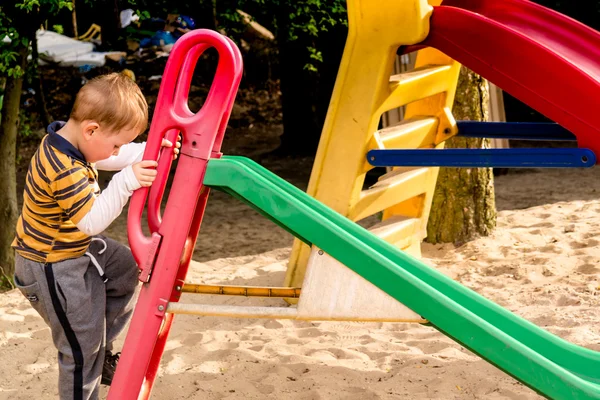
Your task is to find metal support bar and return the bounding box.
[167,303,299,319]
[456,121,576,141]
[366,148,596,168]
[166,303,429,322]
[182,283,302,298]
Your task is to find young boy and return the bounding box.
[12,72,178,399]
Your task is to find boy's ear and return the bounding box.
[82,121,100,141]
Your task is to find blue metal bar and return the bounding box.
[366,148,596,168]
[456,121,576,141]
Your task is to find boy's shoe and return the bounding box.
[101,351,121,386]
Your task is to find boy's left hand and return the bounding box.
[161,134,182,160]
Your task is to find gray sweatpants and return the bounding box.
[14,236,139,400]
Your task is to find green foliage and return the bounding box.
[121,0,347,72]
[285,0,347,40]
[17,109,35,143]
[0,1,72,79]
[285,0,347,71]
[305,47,323,72]
[0,8,26,79]
[219,0,347,72]
[52,24,64,34]
[15,0,72,13]
[136,10,152,21]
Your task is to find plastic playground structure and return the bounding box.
[108,0,600,399]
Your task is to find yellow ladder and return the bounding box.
[285,0,461,291]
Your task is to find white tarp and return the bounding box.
[36,30,106,67]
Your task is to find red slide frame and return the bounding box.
[407,0,600,157]
[107,30,242,400]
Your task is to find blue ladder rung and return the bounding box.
[456,121,577,141]
[366,148,596,168]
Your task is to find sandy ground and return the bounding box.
[1,165,600,399]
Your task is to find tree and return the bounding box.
[97,0,122,50]
[104,0,347,154]
[426,1,600,245]
[0,1,72,288]
[274,2,348,154]
[426,67,497,244]
[216,0,348,154]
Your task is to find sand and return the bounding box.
[1,165,599,399]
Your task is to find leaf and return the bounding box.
[303,63,318,72]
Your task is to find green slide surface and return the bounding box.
[204,156,600,400]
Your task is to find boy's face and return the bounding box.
[80,122,141,163]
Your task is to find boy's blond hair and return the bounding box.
[70,72,149,134]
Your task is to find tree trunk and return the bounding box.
[275,41,321,154]
[0,44,29,287]
[270,6,347,156]
[273,5,321,155]
[99,0,122,50]
[426,67,496,244]
[72,0,79,38]
[210,0,218,31]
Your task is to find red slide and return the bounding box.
[408,0,600,158]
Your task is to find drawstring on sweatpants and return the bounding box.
[85,237,108,283]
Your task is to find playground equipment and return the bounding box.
[108,0,600,399]
[285,0,461,291]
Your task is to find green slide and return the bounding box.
[204,156,600,400]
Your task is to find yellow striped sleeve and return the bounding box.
[50,166,96,224]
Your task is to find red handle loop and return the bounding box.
[146,37,244,232]
[146,43,209,232]
[127,30,242,271]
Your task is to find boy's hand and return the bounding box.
[161,134,182,160]
[132,160,158,187]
